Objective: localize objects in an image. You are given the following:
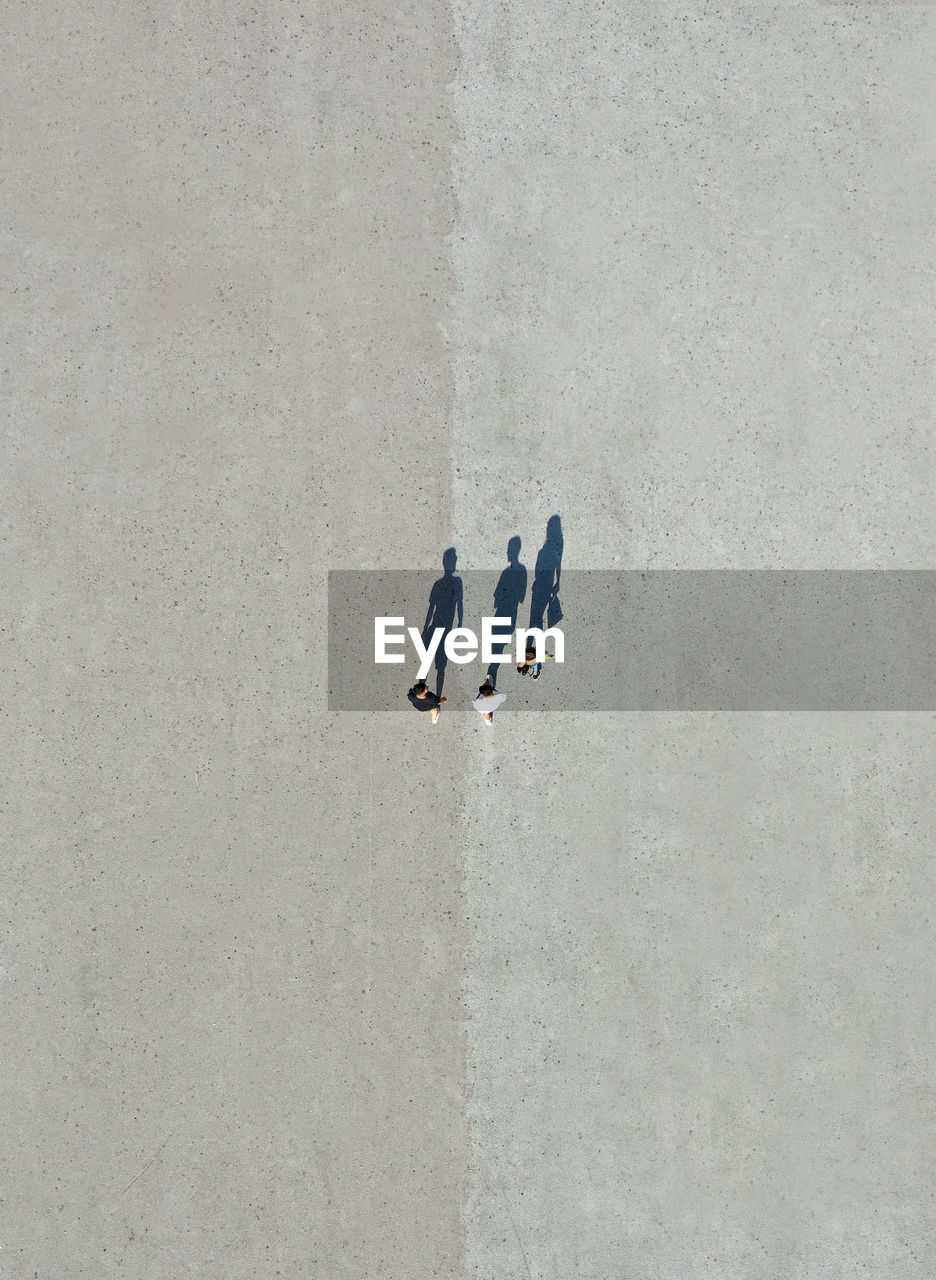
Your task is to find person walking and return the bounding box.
[516,642,544,681]
[408,680,446,724]
[472,677,506,724]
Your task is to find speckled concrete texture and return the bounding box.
[5,2,936,1278]
[3,2,463,1277]
[450,5,936,1278]
[450,5,936,570]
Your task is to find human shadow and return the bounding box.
[529,514,563,632]
[421,546,464,696]
[486,535,527,683]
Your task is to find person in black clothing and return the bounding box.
[407,680,446,724]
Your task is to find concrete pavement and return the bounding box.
[4,3,936,1277]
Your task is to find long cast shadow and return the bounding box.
[486,535,527,683]
[529,514,563,632]
[421,546,463,696]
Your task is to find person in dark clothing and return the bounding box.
[407,680,446,724]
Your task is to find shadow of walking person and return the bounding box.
[487,535,527,683]
[529,514,563,632]
[421,547,463,696]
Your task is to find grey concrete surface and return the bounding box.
[4,2,936,1279]
[451,5,936,1279]
[332,570,936,710]
[3,2,463,1277]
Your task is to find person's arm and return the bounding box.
[456,579,464,628]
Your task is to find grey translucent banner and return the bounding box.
[328,571,936,711]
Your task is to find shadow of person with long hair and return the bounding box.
[486,535,527,683]
[421,546,463,696]
[529,514,563,632]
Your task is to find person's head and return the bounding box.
[525,644,537,663]
[479,681,494,697]
[442,546,457,573]
[507,535,521,564]
[413,681,428,698]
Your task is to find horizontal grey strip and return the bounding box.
[328,570,936,710]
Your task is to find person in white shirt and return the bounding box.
[472,678,506,724]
